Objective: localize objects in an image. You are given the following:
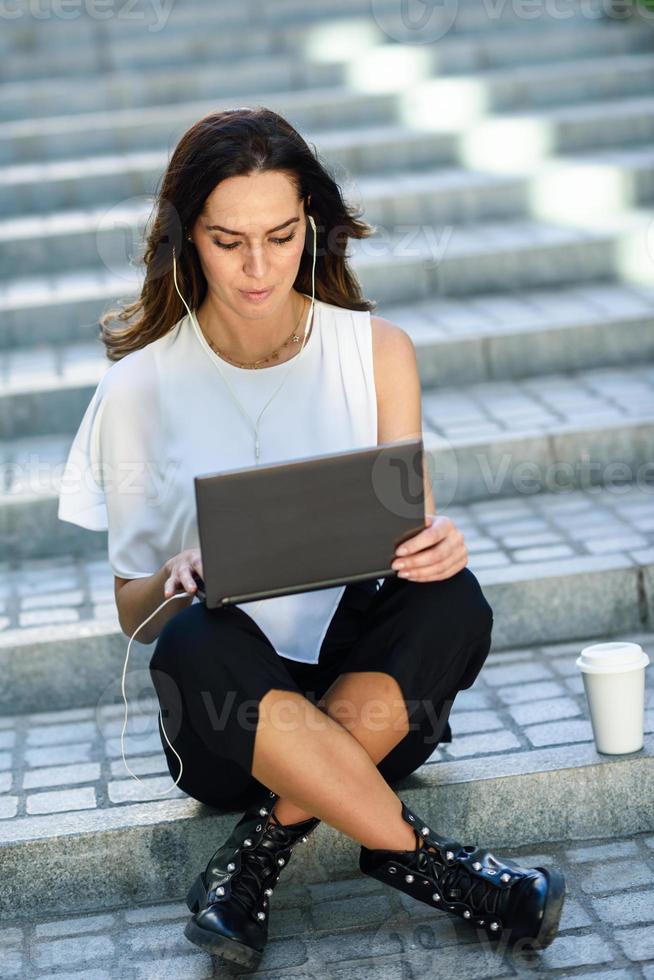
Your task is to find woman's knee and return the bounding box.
[410,566,493,641]
[149,602,195,674]
[149,602,226,675]
[456,567,494,640]
[149,602,272,677]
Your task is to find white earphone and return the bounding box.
[119,209,318,795]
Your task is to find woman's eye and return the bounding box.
[212,233,296,250]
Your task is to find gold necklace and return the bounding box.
[202,295,310,370]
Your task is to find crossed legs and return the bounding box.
[273,671,409,824]
[251,671,418,850]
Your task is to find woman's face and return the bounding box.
[188,170,308,315]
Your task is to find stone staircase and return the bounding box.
[1,1,653,975]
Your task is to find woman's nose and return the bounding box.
[243,248,268,278]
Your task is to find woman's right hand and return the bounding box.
[164,549,204,598]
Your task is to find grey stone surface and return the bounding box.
[2,827,653,978]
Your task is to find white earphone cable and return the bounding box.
[120,591,190,794]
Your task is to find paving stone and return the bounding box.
[524,719,595,747]
[495,680,568,704]
[440,729,522,758]
[476,662,556,687]
[566,840,641,863]
[592,889,654,927]
[22,762,100,790]
[35,913,116,938]
[25,786,96,815]
[507,696,581,726]
[537,933,615,969]
[29,935,115,970]
[579,860,653,896]
[614,925,654,961]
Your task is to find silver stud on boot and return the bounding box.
[358,797,566,951]
[184,787,320,965]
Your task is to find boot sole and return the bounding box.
[185,873,264,966]
[526,865,566,950]
[184,917,264,966]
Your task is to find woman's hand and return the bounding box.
[390,514,468,582]
[164,548,204,598]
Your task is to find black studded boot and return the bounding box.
[184,788,321,966]
[359,799,566,950]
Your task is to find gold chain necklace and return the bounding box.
[202,295,310,370]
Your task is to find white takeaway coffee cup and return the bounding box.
[576,641,650,755]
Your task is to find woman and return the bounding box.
[58,106,565,967]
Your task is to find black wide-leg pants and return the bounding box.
[149,567,494,811]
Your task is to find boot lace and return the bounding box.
[415,843,508,921]
[215,812,296,919]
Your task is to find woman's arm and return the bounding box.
[114,564,195,645]
[371,315,436,518]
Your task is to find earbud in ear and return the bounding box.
[308,215,316,231]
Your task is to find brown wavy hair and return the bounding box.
[100,105,378,362]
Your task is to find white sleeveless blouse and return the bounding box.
[57,295,380,664]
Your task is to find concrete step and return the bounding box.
[2,362,653,551]
[3,199,654,298]
[355,209,654,304]
[0,626,651,921]
[3,363,654,557]
[0,85,399,166]
[2,15,651,118]
[0,0,406,51]
[1,267,654,366]
[0,154,531,222]
[2,45,654,136]
[3,4,651,83]
[4,125,654,220]
[1,14,386,81]
[0,482,652,713]
[0,53,347,124]
[1,0,632,61]
[5,79,654,173]
[0,87,397,163]
[2,281,654,433]
[2,828,653,975]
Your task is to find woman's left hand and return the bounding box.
[391,514,468,582]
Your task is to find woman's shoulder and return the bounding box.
[99,332,169,401]
[318,297,371,324]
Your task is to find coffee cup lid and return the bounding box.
[576,641,650,674]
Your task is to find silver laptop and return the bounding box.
[192,437,425,608]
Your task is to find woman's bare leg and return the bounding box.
[252,684,416,851]
[271,671,409,827]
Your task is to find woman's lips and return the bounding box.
[240,287,273,301]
